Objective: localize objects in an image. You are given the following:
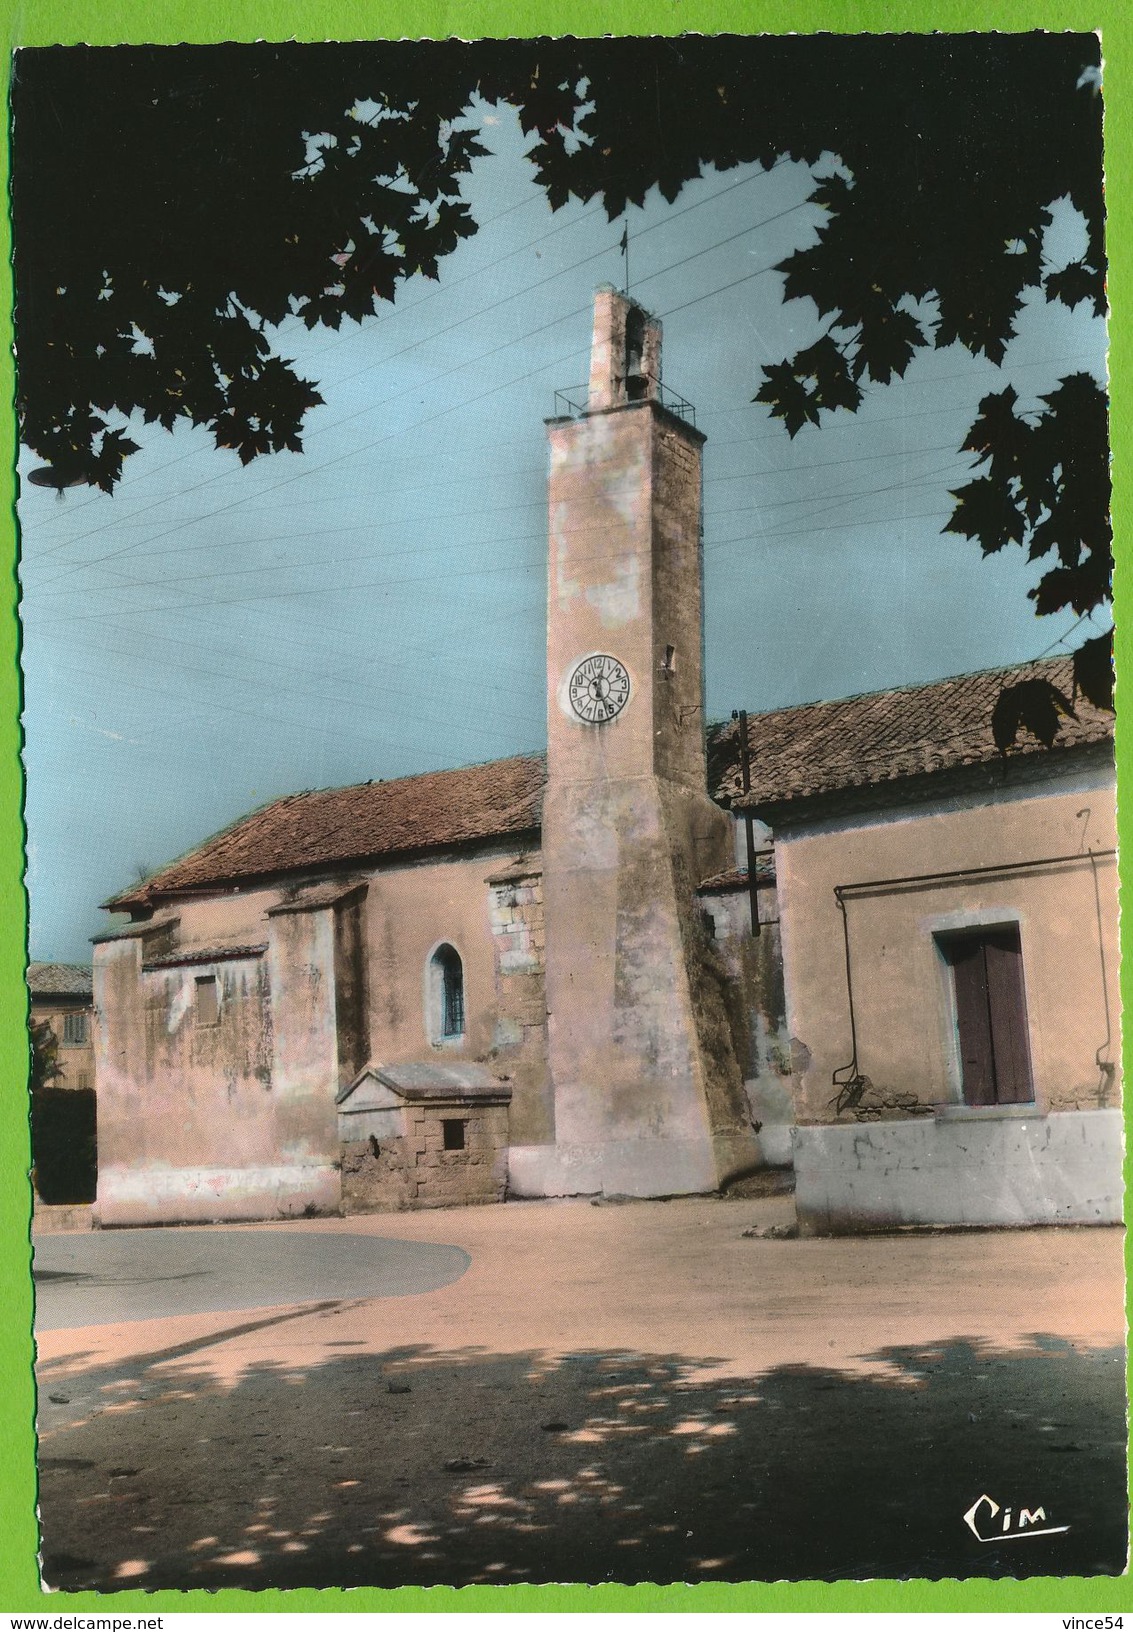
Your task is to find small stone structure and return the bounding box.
[337,1061,511,1212]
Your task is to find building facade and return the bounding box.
[714,669,1120,1231]
[28,962,95,1090]
[90,288,1121,1232]
[27,962,98,1205]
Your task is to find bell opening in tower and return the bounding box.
[625,304,648,401]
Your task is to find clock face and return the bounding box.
[567,653,631,723]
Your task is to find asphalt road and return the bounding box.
[33,1225,470,1330]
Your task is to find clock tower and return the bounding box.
[511,286,758,1198]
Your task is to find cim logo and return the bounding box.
[963,1492,1070,1543]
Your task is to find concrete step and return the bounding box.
[32,1203,95,1234]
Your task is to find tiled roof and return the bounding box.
[109,752,545,911]
[338,1061,512,1106]
[267,880,368,916]
[27,962,93,999]
[142,944,268,970]
[106,658,1113,913]
[709,655,1113,813]
[697,860,775,894]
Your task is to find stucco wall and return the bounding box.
[95,884,349,1224]
[95,845,543,1223]
[94,932,301,1225]
[362,845,548,1142]
[775,758,1119,1129]
[167,888,276,948]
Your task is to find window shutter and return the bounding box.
[948,936,997,1106]
[984,927,1035,1104]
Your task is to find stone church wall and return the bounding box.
[486,861,550,1145]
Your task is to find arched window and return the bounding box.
[428,944,465,1043]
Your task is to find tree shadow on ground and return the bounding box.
[37,1332,1126,1591]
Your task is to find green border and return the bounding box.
[1,0,1128,1614]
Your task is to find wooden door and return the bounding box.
[942,925,1034,1105]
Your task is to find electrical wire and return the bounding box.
[25,452,978,612]
[28,160,806,574]
[21,437,975,595]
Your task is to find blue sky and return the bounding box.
[17,101,1107,962]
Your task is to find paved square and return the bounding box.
[35,1198,1127,1589]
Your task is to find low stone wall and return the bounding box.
[341,1102,509,1213]
[97,1163,342,1225]
[794,1108,1124,1234]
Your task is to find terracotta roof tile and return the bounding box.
[267,880,367,915]
[27,962,93,998]
[109,752,545,910]
[697,861,775,893]
[709,655,1113,812]
[338,1061,512,1106]
[108,658,1113,913]
[141,944,268,969]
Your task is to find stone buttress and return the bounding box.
[509,287,759,1197]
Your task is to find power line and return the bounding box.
[28,246,1103,587]
[34,621,544,740]
[308,159,801,408]
[28,333,591,583]
[21,390,1002,563]
[20,595,547,762]
[706,506,954,553]
[28,344,1084,616]
[708,456,974,535]
[28,471,977,629]
[29,158,803,570]
[24,435,976,595]
[27,452,975,613]
[18,174,585,528]
[20,373,1064,578]
[26,453,978,609]
[696,353,1105,419]
[1034,607,1107,660]
[34,270,975,595]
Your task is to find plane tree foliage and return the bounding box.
[12,34,1110,728]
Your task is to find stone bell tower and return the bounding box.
[508,286,758,1199]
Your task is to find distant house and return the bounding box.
[27,962,98,1206]
[27,962,95,1090]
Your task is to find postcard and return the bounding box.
[7,20,1128,1615]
